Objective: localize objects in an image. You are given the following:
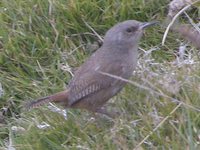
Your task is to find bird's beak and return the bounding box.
[140,21,159,30]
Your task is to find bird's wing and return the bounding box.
[68,61,125,106]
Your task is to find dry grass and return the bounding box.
[0,0,200,149]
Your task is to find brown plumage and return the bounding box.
[26,20,158,116]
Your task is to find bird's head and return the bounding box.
[103,20,158,49]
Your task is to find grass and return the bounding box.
[0,0,200,149]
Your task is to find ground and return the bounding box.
[0,0,200,149]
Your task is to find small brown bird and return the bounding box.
[26,20,157,116]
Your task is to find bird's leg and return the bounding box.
[95,106,120,118]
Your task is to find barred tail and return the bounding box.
[25,90,69,109]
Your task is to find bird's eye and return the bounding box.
[126,26,137,33]
[126,28,132,33]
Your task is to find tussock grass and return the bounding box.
[1,0,200,149]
